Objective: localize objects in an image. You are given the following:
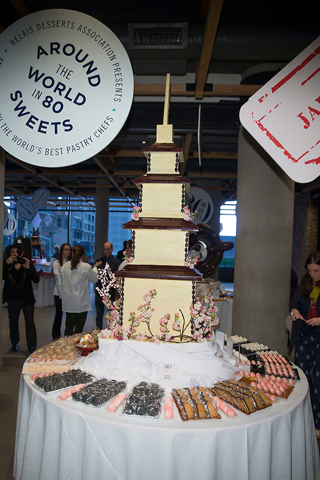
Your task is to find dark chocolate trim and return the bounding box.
[142,143,183,153]
[175,153,180,173]
[122,218,199,232]
[134,174,191,185]
[115,265,202,281]
[119,278,124,325]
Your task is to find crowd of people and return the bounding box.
[3,240,320,439]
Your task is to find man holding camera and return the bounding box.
[2,244,39,354]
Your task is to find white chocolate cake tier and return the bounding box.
[139,183,185,218]
[122,219,197,266]
[142,143,183,175]
[115,266,202,342]
[121,277,194,339]
[133,229,187,265]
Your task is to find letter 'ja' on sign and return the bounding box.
[240,36,320,183]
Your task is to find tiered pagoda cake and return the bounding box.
[115,75,204,342]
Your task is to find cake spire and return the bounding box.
[163,73,170,125]
[156,73,173,144]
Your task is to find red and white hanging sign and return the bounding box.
[240,36,320,183]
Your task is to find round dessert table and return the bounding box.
[14,369,320,480]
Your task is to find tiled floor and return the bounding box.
[0,285,319,479]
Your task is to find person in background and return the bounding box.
[289,252,320,439]
[95,242,120,330]
[61,245,102,336]
[2,244,39,354]
[52,245,60,260]
[117,240,128,261]
[118,240,132,271]
[51,243,72,341]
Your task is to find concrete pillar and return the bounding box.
[232,127,294,354]
[0,148,5,365]
[94,191,110,258]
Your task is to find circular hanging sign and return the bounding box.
[3,213,17,236]
[0,9,134,167]
[187,187,214,225]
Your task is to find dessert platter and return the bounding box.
[21,331,300,419]
[16,333,318,480]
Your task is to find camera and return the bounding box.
[14,245,26,265]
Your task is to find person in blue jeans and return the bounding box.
[289,252,320,439]
[2,244,39,354]
[94,242,120,330]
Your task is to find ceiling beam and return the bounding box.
[5,169,105,176]
[6,155,91,202]
[6,182,139,189]
[100,149,238,159]
[134,83,261,97]
[195,0,225,100]
[10,0,31,17]
[5,168,237,179]
[112,169,236,179]
[93,156,135,206]
[201,185,236,192]
[4,185,26,195]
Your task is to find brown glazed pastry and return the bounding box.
[209,381,272,415]
[184,402,194,420]
[207,402,220,418]
[171,388,221,421]
[196,402,206,419]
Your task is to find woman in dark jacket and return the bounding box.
[289,252,320,438]
[3,243,39,354]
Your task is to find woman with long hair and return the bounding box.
[61,245,102,336]
[289,252,320,438]
[51,243,72,341]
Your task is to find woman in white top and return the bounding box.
[51,243,72,341]
[61,245,102,336]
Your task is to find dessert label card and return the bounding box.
[157,364,178,389]
[215,331,225,354]
[240,36,320,183]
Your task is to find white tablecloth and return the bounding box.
[14,369,320,480]
[75,339,238,388]
[33,276,55,307]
